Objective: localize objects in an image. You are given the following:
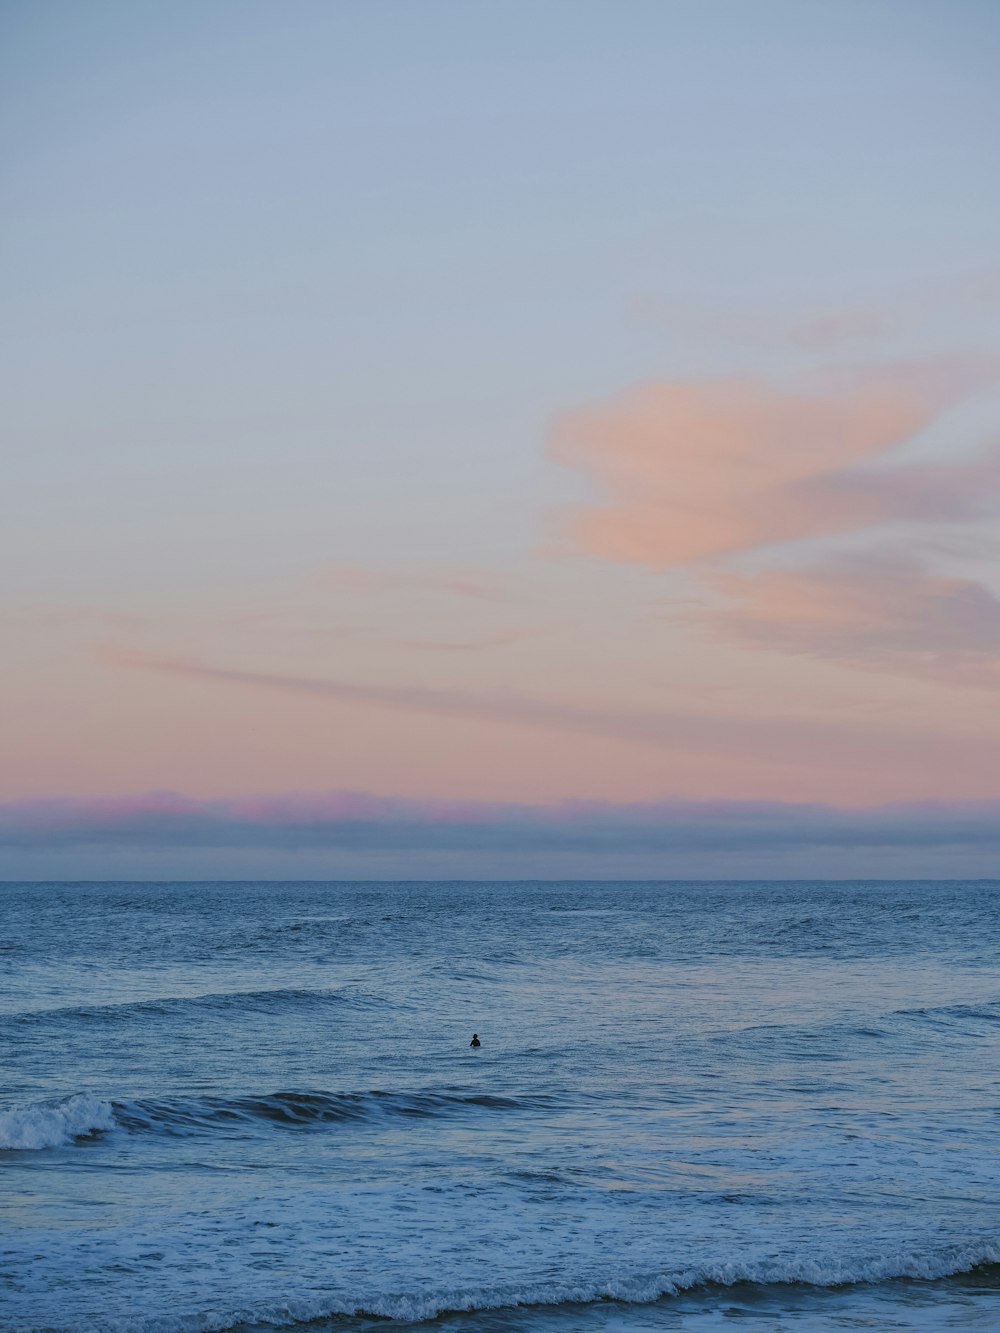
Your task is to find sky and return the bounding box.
[3,0,1000,878]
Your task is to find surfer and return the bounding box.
[470,1033,481,1047]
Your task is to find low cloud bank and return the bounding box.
[3,792,1000,857]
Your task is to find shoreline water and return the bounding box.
[3,880,999,1331]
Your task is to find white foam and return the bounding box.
[14,1239,1000,1333]
[212,1241,1000,1325]
[0,1093,116,1150]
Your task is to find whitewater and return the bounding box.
[2,880,1000,1331]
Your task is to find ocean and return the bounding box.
[2,879,999,1332]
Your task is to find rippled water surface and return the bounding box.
[2,880,1000,1331]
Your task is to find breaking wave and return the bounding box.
[0,1093,116,1150]
[25,1245,1000,1332]
[0,1087,556,1149]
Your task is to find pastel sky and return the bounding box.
[4,1,1000,877]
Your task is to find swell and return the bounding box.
[893,999,1000,1025]
[5,984,397,1026]
[706,996,1000,1058]
[0,1087,558,1149]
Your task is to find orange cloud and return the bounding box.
[550,366,992,567]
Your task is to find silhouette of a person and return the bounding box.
[470,1033,481,1047]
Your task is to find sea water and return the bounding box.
[2,880,1000,1331]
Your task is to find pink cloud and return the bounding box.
[109,646,997,778]
[705,554,1000,688]
[549,364,995,567]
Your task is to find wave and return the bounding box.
[0,1093,116,1150]
[713,999,1000,1055]
[0,1086,555,1149]
[115,1088,552,1136]
[8,984,395,1026]
[36,1243,1000,1332]
[894,999,1000,1025]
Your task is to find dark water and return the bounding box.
[2,880,1000,1331]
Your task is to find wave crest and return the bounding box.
[0,1087,553,1148]
[0,1093,116,1150]
[118,1087,550,1136]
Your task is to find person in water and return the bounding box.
[470,1033,481,1047]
